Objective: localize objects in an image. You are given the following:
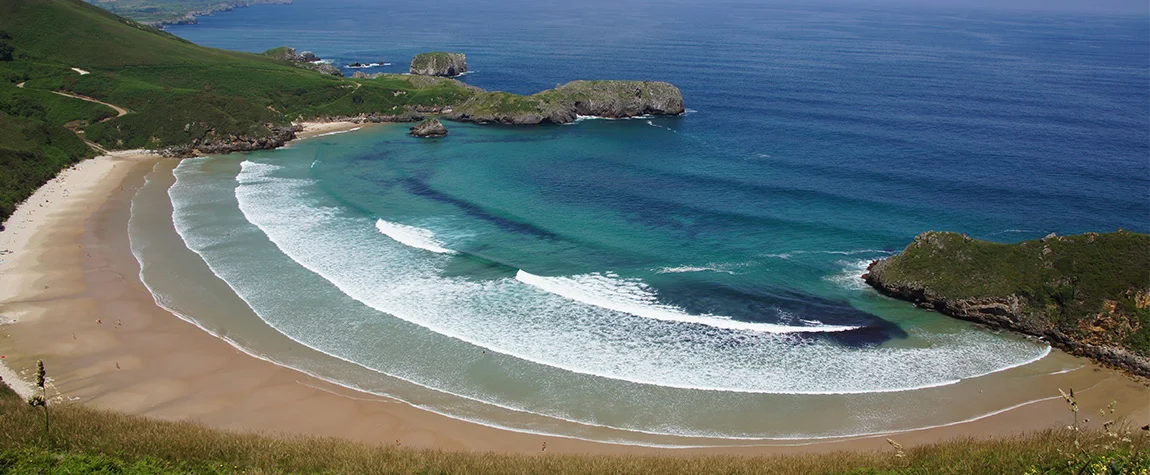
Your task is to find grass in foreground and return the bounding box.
[0,383,1146,474]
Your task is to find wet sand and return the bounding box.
[0,141,1146,456]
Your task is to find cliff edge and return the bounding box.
[864,230,1150,377]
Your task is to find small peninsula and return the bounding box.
[864,230,1150,376]
[446,80,685,125]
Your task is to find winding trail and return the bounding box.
[41,90,130,153]
[51,90,130,117]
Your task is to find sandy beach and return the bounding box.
[293,120,373,140]
[0,132,1146,456]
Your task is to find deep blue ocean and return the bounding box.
[137,0,1150,444]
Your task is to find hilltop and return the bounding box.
[865,230,1150,376]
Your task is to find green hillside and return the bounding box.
[0,0,682,227]
[0,0,478,225]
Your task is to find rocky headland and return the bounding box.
[864,230,1150,377]
[445,80,685,125]
[410,52,468,77]
[261,47,342,76]
[159,124,299,157]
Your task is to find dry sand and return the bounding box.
[293,120,372,140]
[0,138,1146,456]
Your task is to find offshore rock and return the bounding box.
[410,52,468,77]
[408,118,448,138]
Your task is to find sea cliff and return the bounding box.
[864,230,1150,377]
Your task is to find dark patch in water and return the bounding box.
[398,177,563,241]
[655,280,906,347]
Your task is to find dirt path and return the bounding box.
[51,90,130,117]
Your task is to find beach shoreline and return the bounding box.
[0,141,1146,455]
[293,120,370,140]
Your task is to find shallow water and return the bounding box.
[131,0,1150,444]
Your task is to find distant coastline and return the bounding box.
[87,0,293,28]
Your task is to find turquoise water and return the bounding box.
[136,0,1150,444]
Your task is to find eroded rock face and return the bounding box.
[309,62,342,76]
[262,47,342,76]
[351,71,386,79]
[557,80,685,118]
[410,52,467,77]
[408,118,448,138]
[160,124,300,157]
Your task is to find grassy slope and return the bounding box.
[0,0,480,224]
[0,383,1146,474]
[872,231,1150,356]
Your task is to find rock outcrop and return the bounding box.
[863,231,1150,377]
[261,47,342,76]
[351,71,385,79]
[410,52,467,77]
[160,124,299,158]
[408,118,448,138]
[445,80,685,125]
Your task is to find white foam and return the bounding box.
[161,157,1059,397]
[656,265,737,275]
[375,219,456,255]
[516,270,856,333]
[827,258,874,292]
[575,114,654,122]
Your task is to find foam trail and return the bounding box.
[375,219,456,255]
[827,259,873,291]
[656,265,736,275]
[516,270,860,333]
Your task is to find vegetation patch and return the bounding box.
[865,231,1150,373]
[0,380,1146,474]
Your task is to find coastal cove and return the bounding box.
[0,128,1145,454]
[1,0,1148,457]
